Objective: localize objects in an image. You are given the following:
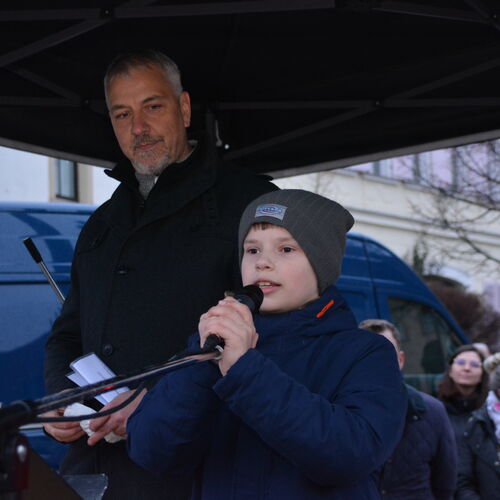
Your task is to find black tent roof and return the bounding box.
[2,1,500,176]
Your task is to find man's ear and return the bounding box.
[180,91,191,127]
[398,351,405,370]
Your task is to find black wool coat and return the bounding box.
[44,136,277,499]
[456,406,500,500]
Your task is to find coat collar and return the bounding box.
[467,406,498,442]
[405,384,426,421]
[102,134,219,230]
[254,285,359,342]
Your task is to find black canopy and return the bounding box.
[2,1,500,176]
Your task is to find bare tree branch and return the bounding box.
[408,139,500,272]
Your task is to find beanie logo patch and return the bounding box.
[255,203,287,221]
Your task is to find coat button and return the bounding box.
[116,265,130,275]
[102,344,114,356]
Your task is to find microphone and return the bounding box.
[202,285,263,352]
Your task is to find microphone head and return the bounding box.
[233,284,264,314]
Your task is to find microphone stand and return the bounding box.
[4,239,262,497]
[0,348,220,496]
[23,238,65,304]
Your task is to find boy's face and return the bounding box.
[241,225,319,314]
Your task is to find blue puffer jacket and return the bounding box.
[127,285,407,499]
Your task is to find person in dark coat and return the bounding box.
[127,190,407,499]
[456,352,500,500]
[42,49,276,499]
[437,345,488,444]
[359,319,457,499]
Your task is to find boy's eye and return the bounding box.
[246,248,259,254]
[282,246,294,253]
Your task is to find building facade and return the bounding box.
[2,143,500,303]
[275,144,500,302]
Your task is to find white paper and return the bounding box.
[64,403,124,443]
[66,370,87,387]
[66,371,107,405]
[66,352,129,404]
[66,370,107,405]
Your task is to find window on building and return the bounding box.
[372,158,393,178]
[55,159,78,200]
[412,152,433,185]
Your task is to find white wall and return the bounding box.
[78,163,119,205]
[92,166,118,205]
[0,146,49,201]
[0,148,118,205]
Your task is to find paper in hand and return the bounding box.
[66,352,129,405]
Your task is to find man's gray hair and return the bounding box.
[359,318,403,351]
[104,49,183,103]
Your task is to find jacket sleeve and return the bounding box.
[428,398,457,499]
[455,430,481,500]
[213,339,407,486]
[127,346,222,477]
[44,258,83,394]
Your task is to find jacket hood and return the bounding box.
[254,285,358,342]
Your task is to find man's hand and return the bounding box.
[199,297,258,376]
[42,408,85,443]
[87,388,146,446]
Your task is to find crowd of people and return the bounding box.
[40,47,500,499]
[356,324,500,499]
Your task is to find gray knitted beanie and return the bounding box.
[238,189,354,293]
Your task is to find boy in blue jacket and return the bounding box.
[127,189,407,499]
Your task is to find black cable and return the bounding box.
[167,342,221,362]
[33,383,145,423]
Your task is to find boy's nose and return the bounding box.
[256,255,273,270]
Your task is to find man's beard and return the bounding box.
[132,155,170,176]
[131,134,171,176]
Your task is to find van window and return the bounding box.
[388,297,462,394]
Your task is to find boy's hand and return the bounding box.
[199,297,258,376]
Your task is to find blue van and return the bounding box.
[0,201,468,468]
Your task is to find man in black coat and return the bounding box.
[360,319,457,499]
[42,49,277,499]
